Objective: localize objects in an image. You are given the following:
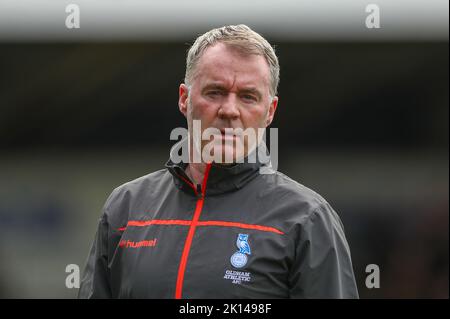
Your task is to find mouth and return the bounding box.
[217,129,238,140]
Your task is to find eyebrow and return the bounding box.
[202,84,227,92]
[202,83,263,100]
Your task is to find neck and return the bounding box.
[186,162,207,186]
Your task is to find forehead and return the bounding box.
[193,42,270,90]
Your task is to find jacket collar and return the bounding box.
[165,137,271,196]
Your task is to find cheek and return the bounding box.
[190,99,218,122]
[240,105,269,128]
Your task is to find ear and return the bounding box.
[179,83,189,118]
[265,96,278,127]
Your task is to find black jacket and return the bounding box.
[79,142,359,298]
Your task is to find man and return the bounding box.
[78,25,359,299]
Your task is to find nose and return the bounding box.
[218,93,240,120]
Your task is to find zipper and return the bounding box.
[175,163,212,299]
[175,172,198,196]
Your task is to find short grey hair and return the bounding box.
[185,24,280,96]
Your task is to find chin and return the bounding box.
[222,145,247,164]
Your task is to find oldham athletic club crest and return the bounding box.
[230,234,251,268]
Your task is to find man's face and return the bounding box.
[179,42,278,163]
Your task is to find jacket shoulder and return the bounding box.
[257,170,346,232]
[112,168,168,196]
[101,168,169,225]
[258,171,348,255]
[259,170,331,216]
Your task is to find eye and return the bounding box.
[241,94,257,103]
[206,90,222,98]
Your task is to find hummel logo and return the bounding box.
[119,239,157,248]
